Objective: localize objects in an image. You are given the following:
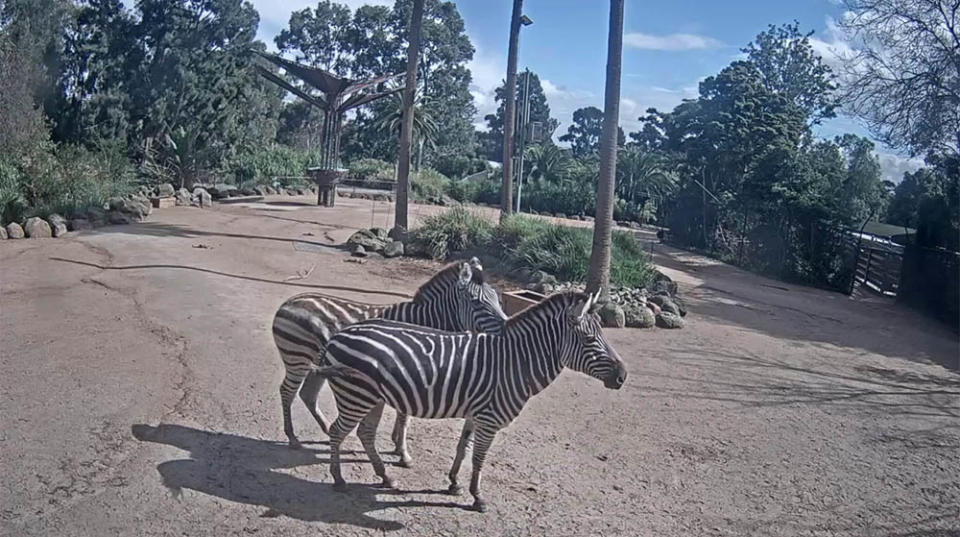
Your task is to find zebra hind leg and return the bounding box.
[327,396,375,491]
[358,401,395,488]
[390,412,412,467]
[467,425,499,512]
[447,419,474,495]
[280,367,308,449]
[298,369,330,436]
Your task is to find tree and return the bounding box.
[628,108,668,150]
[616,147,677,219]
[560,106,603,157]
[394,0,424,232]
[741,21,838,123]
[586,0,624,301]
[524,142,571,185]
[275,1,352,74]
[839,0,960,157]
[376,92,438,171]
[481,70,559,160]
[500,0,523,220]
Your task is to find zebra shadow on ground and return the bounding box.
[131,423,464,530]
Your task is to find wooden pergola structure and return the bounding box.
[254,52,403,206]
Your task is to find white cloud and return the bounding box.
[624,32,723,51]
[541,78,564,97]
[465,34,505,123]
[876,152,924,184]
[808,15,856,71]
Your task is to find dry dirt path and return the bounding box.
[1,195,957,536]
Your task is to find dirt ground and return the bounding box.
[1,194,958,537]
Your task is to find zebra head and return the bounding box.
[453,258,508,334]
[564,290,628,390]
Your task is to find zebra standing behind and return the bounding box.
[271,258,507,463]
[316,290,627,511]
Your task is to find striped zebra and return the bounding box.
[271,258,507,462]
[316,290,627,511]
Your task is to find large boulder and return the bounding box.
[648,294,681,316]
[175,188,193,206]
[599,303,626,329]
[24,216,52,238]
[47,213,68,237]
[382,240,404,258]
[156,183,176,198]
[69,218,92,231]
[0,226,6,239]
[207,183,238,199]
[263,185,277,195]
[651,270,678,296]
[240,187,258,196]
[192,187,212,208]
[346,229,388,253]
[85,207,107,227]
[5,222,24,239]
[388,226,409,243]
[254,186,268,196]
[656,312,685,329]
[624,304,656,328]
[351,244,368,257]
[107,196,151,224]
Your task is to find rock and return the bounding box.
[0,226,6,239]
[264,185,277,195]
[629,221,642,230]
[239,187,257,196]
[656,312,684,329]
[346,229,388,253]
[156,183,176,197]
[648,295,681,316]
[47,214,68,237]
[672,295,688,317]
[207,183,238,199]
[624,304,656,328]
[351,244,368,257]
[599,303,626,329]
[370,227,389,241]
[107,196,151,223]
[388,226,409,242]
[85,207,107,227]
[652,270,678,296]
[24,216,52,238]
[382,240,404,258]
[372,193,391,202]
[578,214,586,221]
[403,240,429,258]
[528,270,558,286]
[584,215,594,222]
[557,213,568,219]
[5,222,24,239]
[192,187,212,208]
[254,186,268,196]
[69,218,92,231]
[175,188,192,206]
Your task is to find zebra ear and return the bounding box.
[468,256,484,272]
[457,261,473,287]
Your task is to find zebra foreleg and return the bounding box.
[447,419,474,495]
[468,425,498,512]
[390,413,412,467]
[358,401,395,488]
[298,370,330,436]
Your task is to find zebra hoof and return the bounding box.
[447,484,462,496]
[379,476,396,489]
[396,456,412,468]
[288,437,302,449]
[332,480,348,492]
[470,497,487,512]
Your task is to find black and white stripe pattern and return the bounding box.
[271,258,507,462]
[318,290,627,511]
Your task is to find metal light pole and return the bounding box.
[500,5,533,220]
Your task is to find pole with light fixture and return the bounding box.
[500,2,533,220]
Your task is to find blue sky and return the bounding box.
[250,0,922,182]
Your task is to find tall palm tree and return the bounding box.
[500,0,523,221]
[376,92,438,171]
[394,0,425,233]
[586,0,624,301]
[616,147,678,219]
[524,142,571,184]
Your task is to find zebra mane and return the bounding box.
[411,259,485,303]
[504,291,588,328]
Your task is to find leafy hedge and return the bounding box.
[411,207,654,288]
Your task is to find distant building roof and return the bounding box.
[855,221,916,238]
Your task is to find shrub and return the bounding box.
[348,158,395,182]
[411,168,451,203]
[226,144,323,188]
[410,206,494,259]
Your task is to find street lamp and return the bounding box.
[500,3,533,219]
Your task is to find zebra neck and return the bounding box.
[379,301,435,327]
[492,326,566,401]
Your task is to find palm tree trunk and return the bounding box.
[394,0,425,233]
[500,0,523,221]
[586,0,624,302]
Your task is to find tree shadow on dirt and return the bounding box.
[646,242,959,370]
[131,423,467,529]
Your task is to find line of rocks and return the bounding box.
[345,227,405,259]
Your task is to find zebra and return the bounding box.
[315,290,627,511]
[270,257,508,463]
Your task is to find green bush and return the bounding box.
[412,210,655,288]
[446,177,501,205]
[226,144,322,188]
[348,158,395,182]
[411,168,452,203]
[0,159,27,224]
[411,205,494,259]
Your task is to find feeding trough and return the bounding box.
[502,289,546,316]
